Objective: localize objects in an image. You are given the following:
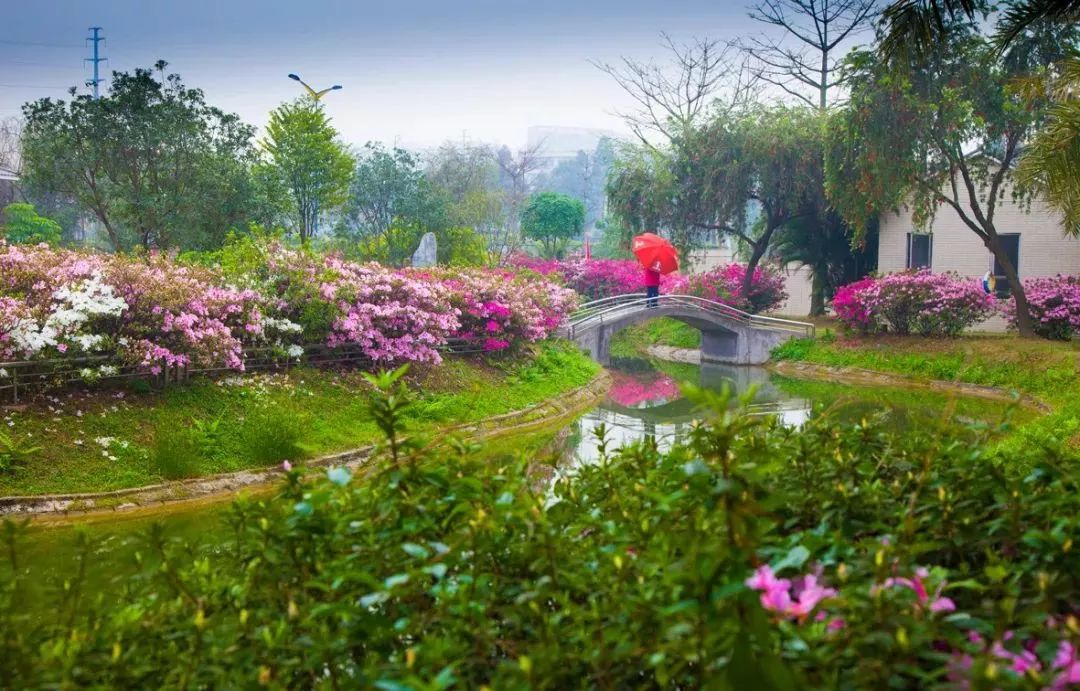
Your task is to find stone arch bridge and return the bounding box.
[559,294,815,366]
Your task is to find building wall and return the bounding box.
[878,189,1080,330]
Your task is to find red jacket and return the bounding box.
[643,268,661,287]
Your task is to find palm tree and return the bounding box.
[880,0,1080,236]
[772,208,877,316]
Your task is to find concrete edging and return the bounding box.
[0,369,613,519]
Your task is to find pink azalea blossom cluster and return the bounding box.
[426,268,577,352]
[878,566,956,614]
[607,371,681,407]
[745,564,839,623]
[686,263,788,314]
[508,255,687,301]
[1001,275,1080,340]
[951,631,1080,688]
[0,240,576,373]
[833,270,995,336]
[0,243,294,371]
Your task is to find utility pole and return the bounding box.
[85,27,106,99]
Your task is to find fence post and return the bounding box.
[11,366,17,404]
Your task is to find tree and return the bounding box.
[609,106,828,297]
[1,203,62,245]
[337,143,446,256]
[534,138,616,231]
[261,98,354,244]
[425,140,511,258]
[1018,58,1080,236]
[494,143,544,257]
[879,0,1080,263]
[773,209,878,314]
[740,0,878,110]
[825,24,1075,336]
[521,192,585,258]
[22,62,260,251]
[0,117,21,176]
[593,34,756,148]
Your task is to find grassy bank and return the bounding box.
[772,334,1080,456]
[609,317,701,359]
[0,340,600,496]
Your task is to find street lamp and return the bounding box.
[287,73,343,101]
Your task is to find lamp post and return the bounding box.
[287,73,343,102]
[286,74,343,239]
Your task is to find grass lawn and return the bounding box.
[0,340,600,496]
[609,318,702,359]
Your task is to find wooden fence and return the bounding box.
[0,338,486,404]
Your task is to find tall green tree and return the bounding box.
[1,203,62,245]
[261,98,353,244]
[609,106,829,298]
[826,22,1075,336]
[425,141,511,258]
[22,62,260,251]
[520,192,585,258]
[880,3,1080,237]
[337,143,447,258]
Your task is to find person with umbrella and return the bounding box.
[632,233,679,308]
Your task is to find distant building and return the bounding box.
[0,166,19,209]
[526,125,621,171]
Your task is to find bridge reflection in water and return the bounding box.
[556,359,811,473]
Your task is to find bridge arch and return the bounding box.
[560,295,814,366]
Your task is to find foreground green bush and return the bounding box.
[3,374,1080,688]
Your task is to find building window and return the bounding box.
[906,233,932,269]
[992,234,1020,298]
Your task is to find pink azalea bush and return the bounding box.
[508,255,785,314]
[1001,275,1080,340]
[508,255,687,301]
[686,263,788,314]
[0,240,575,376]
[422,267,577,353]
[833,270,995,336]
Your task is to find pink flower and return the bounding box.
[880,567,954,613]
[282,460,292,472]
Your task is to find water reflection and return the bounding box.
[561,358,812,470]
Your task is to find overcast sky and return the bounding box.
[3,1,795,149]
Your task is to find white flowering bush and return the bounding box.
[0,240,575,380]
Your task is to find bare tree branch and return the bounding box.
[740,0,879,110]
[592,33,758,149]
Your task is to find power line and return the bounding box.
[85,27,106,100]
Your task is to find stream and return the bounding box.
[1,356,1027,615]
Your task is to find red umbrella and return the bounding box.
[632,233,679,274]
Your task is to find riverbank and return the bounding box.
[0,340,602,501]
[616,319,1079,455]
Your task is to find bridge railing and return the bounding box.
[562,294,815,340]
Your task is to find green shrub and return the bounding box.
[0,431,40,474]
[6,378,1080,687]
[240,404,305,465]
[150,428,200,479]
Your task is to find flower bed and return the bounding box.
[833,270,996,336]
[1001,275,1080,340]
[0,242,575,381]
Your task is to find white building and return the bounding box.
[877,182,1080,330]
